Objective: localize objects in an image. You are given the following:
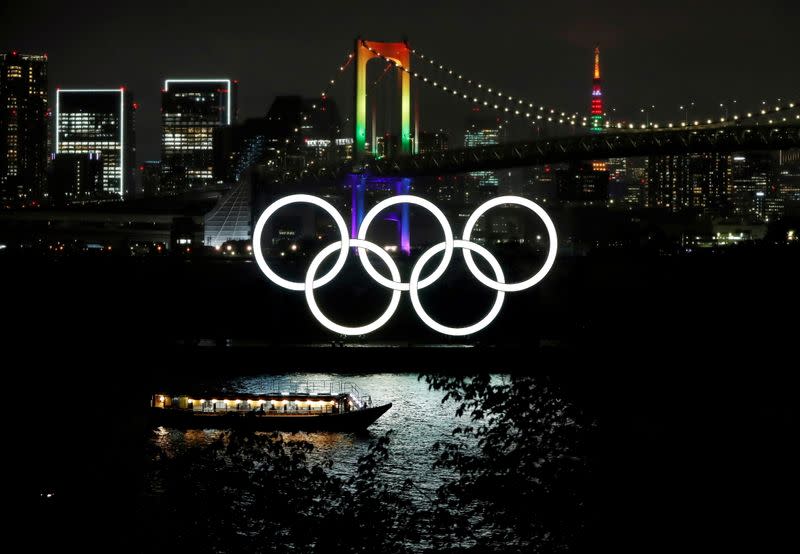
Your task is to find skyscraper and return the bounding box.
[0,51,48,204]
[556,163,609,204]
[48,152,103,206]
[590,46,604,133]
[464,109,502,188]
[647,153,732,214]
[55,88,135,198]
[161,79,238,192]
[263,95,344,168]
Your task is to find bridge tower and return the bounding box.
[590,46,604,133]
[351,38,413,254]
[353,38,412,160]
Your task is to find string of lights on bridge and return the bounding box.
[318,44,584,128]
[320,51,355,99]
[410,48,592,127]
[323,44,799,133]
[408,47,799,131]
[375,44,586,129]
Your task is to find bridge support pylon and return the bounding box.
[351,37,413,254]
[353,37,412,160]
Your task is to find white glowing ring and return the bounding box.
[305,239,402,336]
[409,240,505,336]
[252,194,349,291]
[357,195,454,291]
[462,196,557,292]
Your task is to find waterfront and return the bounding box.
[24,359,799,552]
[150,373,464,495]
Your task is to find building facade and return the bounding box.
[556,162,609,204]
[140,161,162,197]
[161,79,238,192]
[47,153,103,206]
[464,109,502,188]
[55,88,135,198]
[647,153,732,214]
[731,152,775,220]
[264,95,344,169]
[418,130,449,154]
[1,52,48,204]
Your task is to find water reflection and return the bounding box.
[151,373,464,493]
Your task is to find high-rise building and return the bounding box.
[590,46,604,133]
[262,95,344,169]
[523,165,557,203]
[47,152,103,206]
[140,161,162,197]
[647,153,732,214]
[464,109,502,188]
[778,149,800,219]
[161,79,238,192]
[731,152,775,219]
[624,157,649,208]
[556,162,608,204]
[418,130,449,154]
[55,88,135,198]
[1,51,48,204]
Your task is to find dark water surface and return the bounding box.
[11,247,799,552]
[151,373,465,496]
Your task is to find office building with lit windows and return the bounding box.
[646,153,734,215]
[731,152,775,219]
[55,88,135,198]
[161,79,238,192]
[464,110,502,188]
[1,51,48,203]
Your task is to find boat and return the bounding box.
[150,380,391,431]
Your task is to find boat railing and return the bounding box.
[263,380,373,409]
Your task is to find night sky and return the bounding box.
[2,0,798,160]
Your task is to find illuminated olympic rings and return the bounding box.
[252,194,557,336]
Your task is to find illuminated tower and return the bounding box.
[353,38,411,161]
[161,79,238,192]
[590,46,604,133]
[350,38,413,255]
[56,88,135,198]
[1,52,48,203]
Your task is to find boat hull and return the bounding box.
[151,403,392,432]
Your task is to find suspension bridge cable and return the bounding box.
[409,46,798,131]
[325,44,798,135]
[361,42,583,131]
[605,99,800,131]
[409,47,582,125]
[320,51,355,98]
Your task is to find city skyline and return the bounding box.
[7,5,800,552]
[2,0,798,160]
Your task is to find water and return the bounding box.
[150,373,467,497]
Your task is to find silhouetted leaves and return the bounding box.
[423,374,592,552]
[142,376,590,553]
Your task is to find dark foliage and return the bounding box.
[142,375,589,553]
[423,374,592,552]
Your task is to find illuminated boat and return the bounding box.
[150,381,391,431]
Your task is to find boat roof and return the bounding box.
[154,392,345,401]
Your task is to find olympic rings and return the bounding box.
[253,194,350,291]
[253,194,557,336]
[409,240,505,336]
[462,196,558,292]
[357,195,454,291]
[305,239,402,336]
